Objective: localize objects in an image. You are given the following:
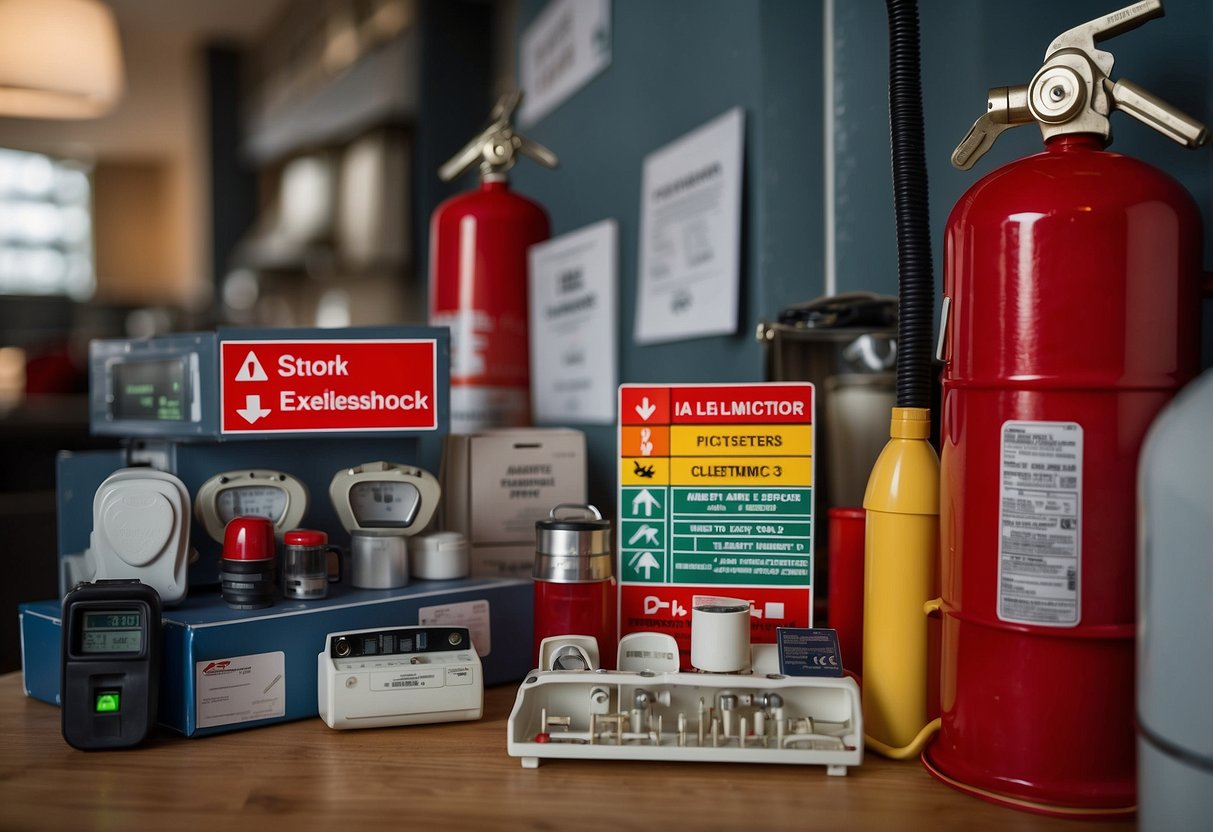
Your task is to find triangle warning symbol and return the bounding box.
[235,351,269,382]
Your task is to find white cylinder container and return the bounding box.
[410,531,469,580]
[690,597,751,673]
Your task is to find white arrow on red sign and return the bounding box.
[634,396,656,421]
[236,394,272,424]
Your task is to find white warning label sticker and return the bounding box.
[998,421,1083,627]
[196,651,286,729]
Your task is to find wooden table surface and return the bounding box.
[0,671,1134,831]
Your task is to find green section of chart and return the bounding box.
[670,553,811,585]
[621,486,811,585]
[671,487,811,516]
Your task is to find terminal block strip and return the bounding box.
[506,667,862,774]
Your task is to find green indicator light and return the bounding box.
[95,692,120,713]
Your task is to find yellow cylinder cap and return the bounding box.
[890,407,931,439]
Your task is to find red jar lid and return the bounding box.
[284,528,327,547]
[223,516,276,561]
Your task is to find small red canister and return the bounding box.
[532,504,616,669]
[221,516,277,609]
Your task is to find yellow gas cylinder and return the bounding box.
[861,406,939,756]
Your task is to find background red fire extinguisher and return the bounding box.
[922,1,1208,817]
[429,91,558,434]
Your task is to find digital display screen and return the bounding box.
[111,358,188,422]
[81,610,143,654]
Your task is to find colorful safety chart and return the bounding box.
[617,383,815,664]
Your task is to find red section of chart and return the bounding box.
[670,385,813,424]
[620,584,812,669]
[619,386,671,425]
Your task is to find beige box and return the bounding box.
[441,429,587,578]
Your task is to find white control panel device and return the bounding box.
[194,469,309,542]
[87,468,192,606]
[318,626,482,730]
[507,634,863,774]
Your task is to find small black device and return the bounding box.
[61,580,162,750]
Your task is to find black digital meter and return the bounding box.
[61,580,162,750]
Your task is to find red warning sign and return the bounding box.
[220,339,438,434]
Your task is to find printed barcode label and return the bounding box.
[997,421,1083,627]
[372,670,441,691]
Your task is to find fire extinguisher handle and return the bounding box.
[489,89,523,124]
[439,135,492,183]
[952,86,1032,171]
[1047,0,1163,70]
[1105,77,1210,149]
[515,135,560,171]
[439,91,561,183]
[953,2,1207,170]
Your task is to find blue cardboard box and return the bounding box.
[21,577,532,737]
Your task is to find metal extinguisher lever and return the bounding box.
[1044,0,1164,69]
[951,86,1032,171]
[1104,78,1209,148]
[951,0,1208,170]
[438,90,560,182]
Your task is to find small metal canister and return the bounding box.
[283,529,340,600]
[532,504,616,669]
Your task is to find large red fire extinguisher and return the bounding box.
[429,91,558,433]
[922,1,1208,816]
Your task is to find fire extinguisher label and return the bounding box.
[997,421,1083,627]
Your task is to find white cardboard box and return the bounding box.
[441,429,587,578]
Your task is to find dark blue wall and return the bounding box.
[511,0,824,510]
[508,0,1213,510]
[834,0,1212,339]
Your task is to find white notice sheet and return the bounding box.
[634,107,745,344]
[519,0,612,126]
[528,219,618,423]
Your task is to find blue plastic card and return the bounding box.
[776,627,844,677]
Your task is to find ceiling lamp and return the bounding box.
[0,0,124,119]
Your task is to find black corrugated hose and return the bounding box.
[886,0,934,410]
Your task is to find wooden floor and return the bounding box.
[0,672,1135,830]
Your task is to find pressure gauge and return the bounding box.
[195,470,309,543]
[329,462,441,590]
[329,461,440,537]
